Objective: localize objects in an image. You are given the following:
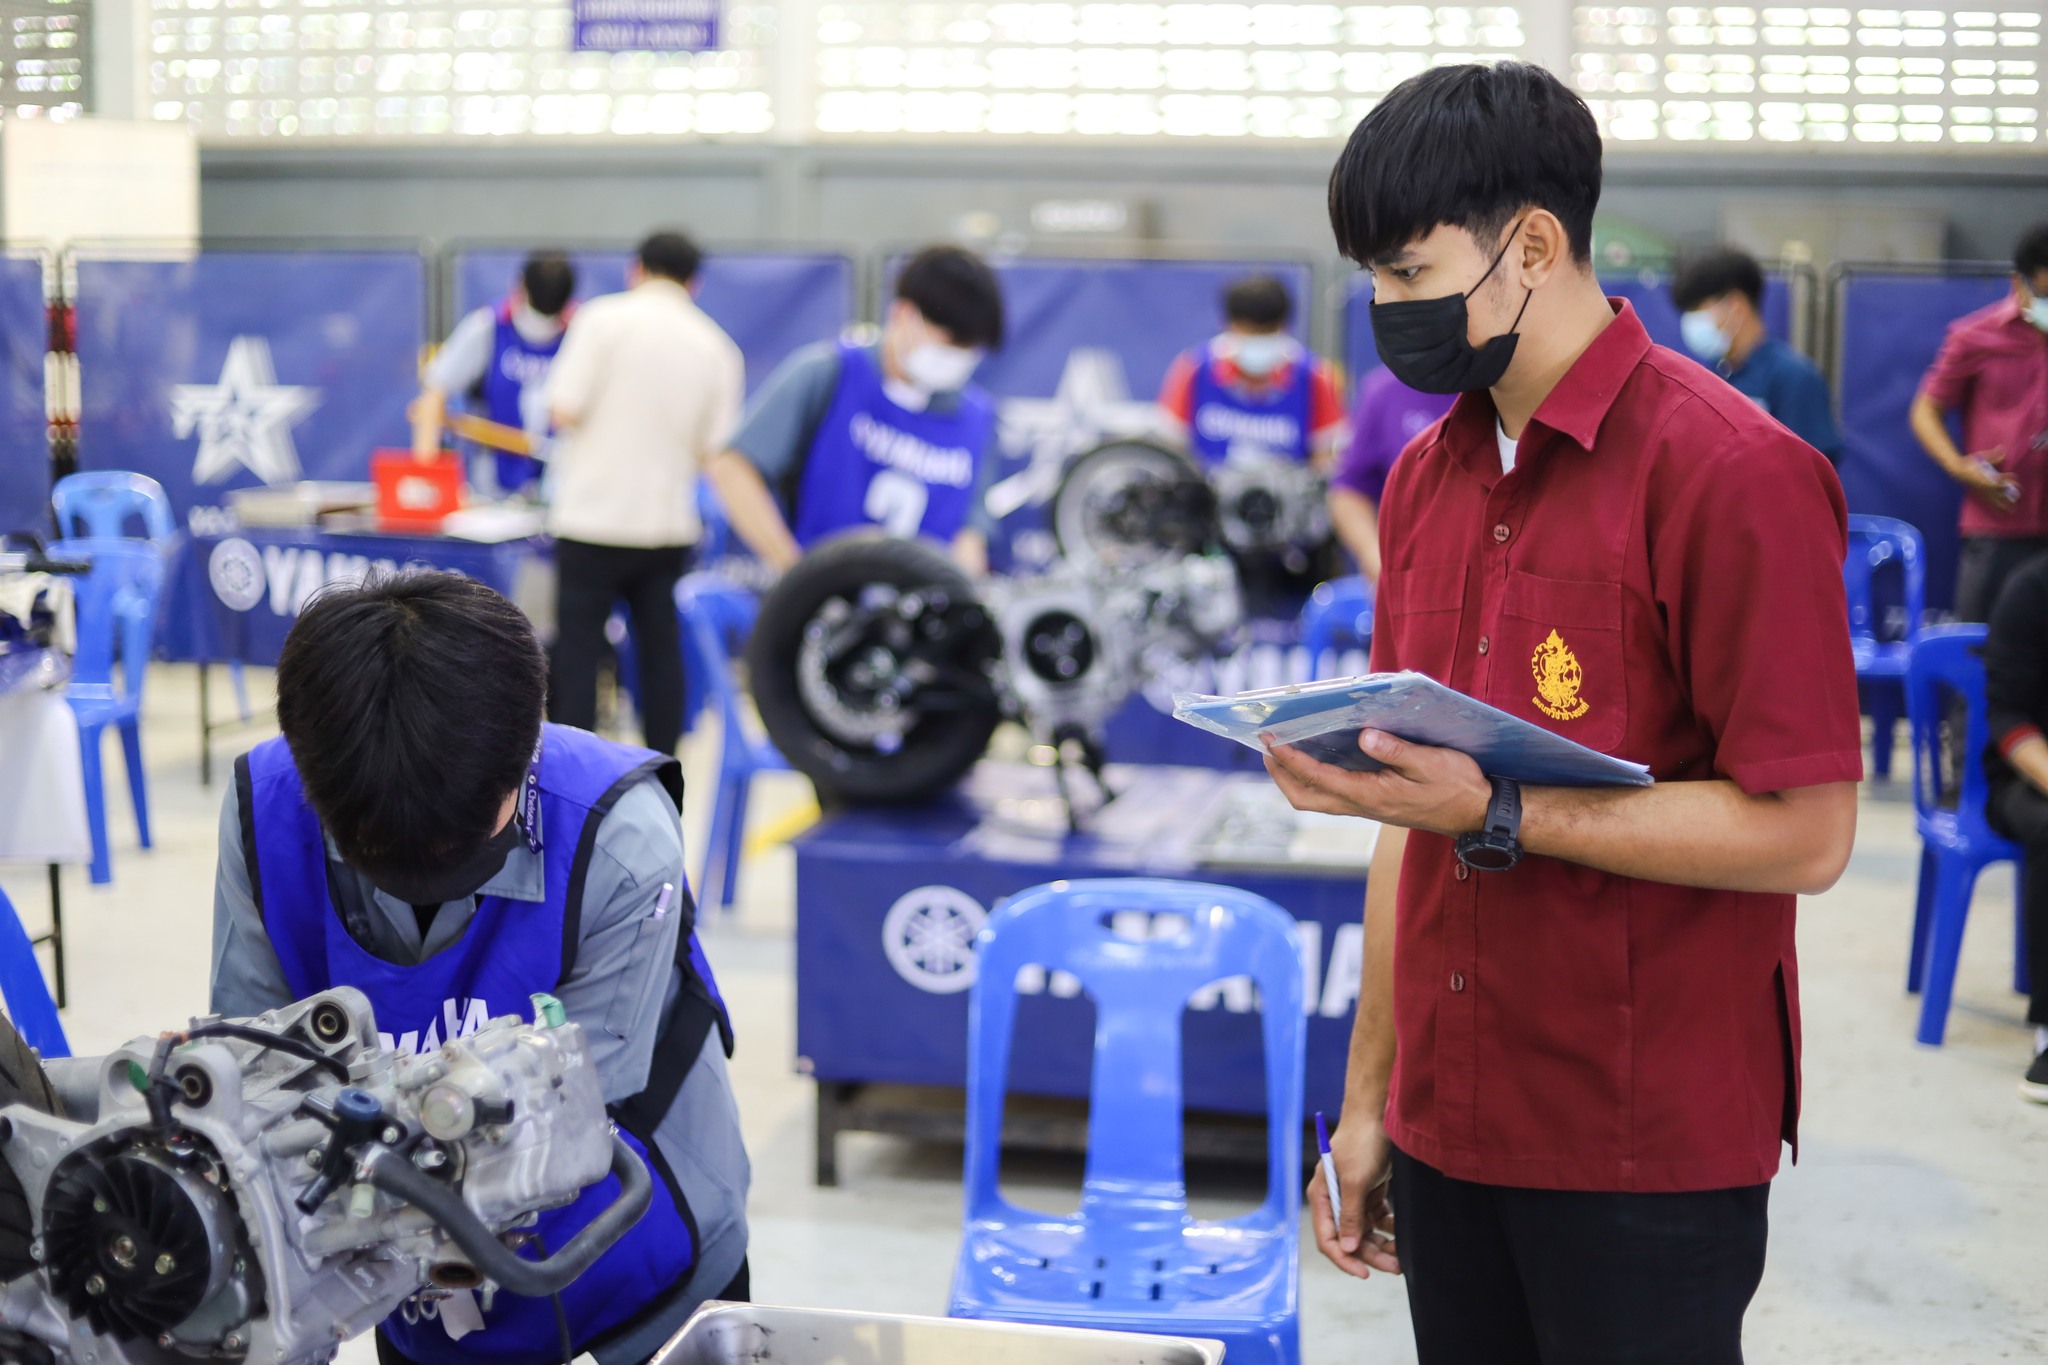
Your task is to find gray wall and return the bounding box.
[200,142,2048,346]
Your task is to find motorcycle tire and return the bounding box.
[1050,438,1216,568]
[0,1009,60,1283]
[748,533,1003,805]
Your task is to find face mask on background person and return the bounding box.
[1370,220,1533,395]
[1680,309,1733,363]
[363,815,521,908]
[1227,332,1300,379]
[2026,291,2048,334]
[901,340,982,394]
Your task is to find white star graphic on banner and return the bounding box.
[985,347,1168,520]
[171,335,322,487]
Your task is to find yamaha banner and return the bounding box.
[73,251,427,524]
[1342,267,1799,378]
[450,248,856,396]
[1834,268,2013,613]
[0,255,47,539]
[953,255,1315,572]
[71,250,427,656]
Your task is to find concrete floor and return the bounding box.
[2,663,2044,1364]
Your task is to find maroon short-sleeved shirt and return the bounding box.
[1917,297,2048,539]
[1368,300,1863,1193]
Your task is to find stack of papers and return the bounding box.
[1173,671,1652,788]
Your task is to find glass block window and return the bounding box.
[813,3,1527,139]
[1572,5,2043,145]
[0,0,89,120]
[147,0,776,138]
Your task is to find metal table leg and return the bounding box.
[30,862,65,1010]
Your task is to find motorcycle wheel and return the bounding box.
[748,533,1003,805]
[1050,438,1216,569]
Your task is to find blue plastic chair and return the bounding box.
[52,470,252,723]
[950,878,1304,1365]
[50,471,178,542]
[1845,514,1926,782]
[1297,576,1374,680]
[677,573,789,911]
[51,538,167,886]
[1904,624,2027,1045]
[0,884,67,1059]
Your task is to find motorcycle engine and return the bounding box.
[1210,454,1330,560]
[1,989,614,1365]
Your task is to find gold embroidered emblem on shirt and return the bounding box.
[1531,629,1590,721]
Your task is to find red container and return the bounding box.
[372,450,462,531]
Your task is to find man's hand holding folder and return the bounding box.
[1262,724,1495,837]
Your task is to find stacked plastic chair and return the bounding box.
[677,573,788,911]
[1904,623,2027,1045]
[950,878,1304,1365]
[1844,514,1926,782]
[49,538,167,885]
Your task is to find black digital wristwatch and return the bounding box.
[1454,776,1524,872]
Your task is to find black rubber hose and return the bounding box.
[360,1132,651,1298]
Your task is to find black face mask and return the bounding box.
[1370,221,1534,395]
[366,816,522,908]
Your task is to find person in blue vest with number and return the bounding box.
[209,571,749,1365]
[706,244,1005,575]
[412,251,578,499]
[1157,274,1349,470]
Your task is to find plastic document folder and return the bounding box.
[1173,671,1653,788]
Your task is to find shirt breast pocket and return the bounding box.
[1497,573,1628,755]
[1378,561,1467,682]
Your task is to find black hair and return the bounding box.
[275,571,546,886]
[1224,274,1293,329]
[1670,247,1765,311]
[1328,62,1602,268]
[896,245,1005,350]
[638,230,704,285]
[522,250,577,316]
[2016,222,2048,278]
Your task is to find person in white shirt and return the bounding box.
[545,229,743,758]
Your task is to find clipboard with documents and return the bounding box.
[1172,671,1654,788]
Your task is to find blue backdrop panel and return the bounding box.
[73,251,428,657]
[74,252,426,519]
[451,249,856,396]
[1342,268,1796,378]
[0,256,47,538]
[1834,270,2013,614]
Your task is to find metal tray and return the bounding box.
[652,1302,1226,1365]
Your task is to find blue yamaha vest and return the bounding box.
[468,301,566,495]
[1184,343,1314,467]
[791,341,996,548]
[237,724,732,1365]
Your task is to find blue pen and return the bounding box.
[1315,1111,1344,1230]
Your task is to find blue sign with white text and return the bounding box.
[451,248,854,397]
[571,0,718,51]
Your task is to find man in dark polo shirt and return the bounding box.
[1266,64,1864,1364]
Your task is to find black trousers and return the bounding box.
[550,539,692,758]
[1986,775,2048,1025]
[1955,536,2048,624]
[1389,1145,1770,1365]
[372,1259,749,1365]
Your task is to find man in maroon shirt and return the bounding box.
[1265,64,1863,1364]
[1910,222,2048,622]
